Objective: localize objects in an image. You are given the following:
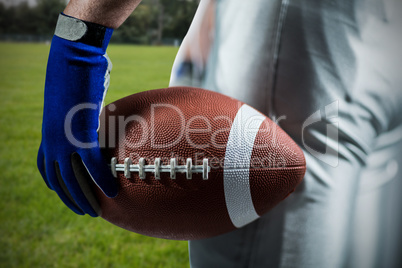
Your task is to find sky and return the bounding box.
[0,0,69,7]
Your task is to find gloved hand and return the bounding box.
[37,13,118,217]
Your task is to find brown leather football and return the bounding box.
[96,87,305,240]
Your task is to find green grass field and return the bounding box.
[0,42,191,267]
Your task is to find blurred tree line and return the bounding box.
[0,0,199,44]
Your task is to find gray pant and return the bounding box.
[170,0,402,267]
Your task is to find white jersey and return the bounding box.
[170,0,402,267]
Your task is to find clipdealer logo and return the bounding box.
[63,100,339,168]
[301,101,339,167]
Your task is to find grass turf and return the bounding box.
[0,42,190,267]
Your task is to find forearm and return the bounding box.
[64,0,142,28]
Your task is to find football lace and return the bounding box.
[110,157,210,180]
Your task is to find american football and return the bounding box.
[96,87,306,240]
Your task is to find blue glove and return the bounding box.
[37,13,118,217]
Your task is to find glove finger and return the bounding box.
[71,152,102,216]
[44,158,85,215]
[79,148,118,198]
[54,161,85,215]
[57,159,99,217]
[37,144,51,189]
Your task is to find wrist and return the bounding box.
[54,13,113,50]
